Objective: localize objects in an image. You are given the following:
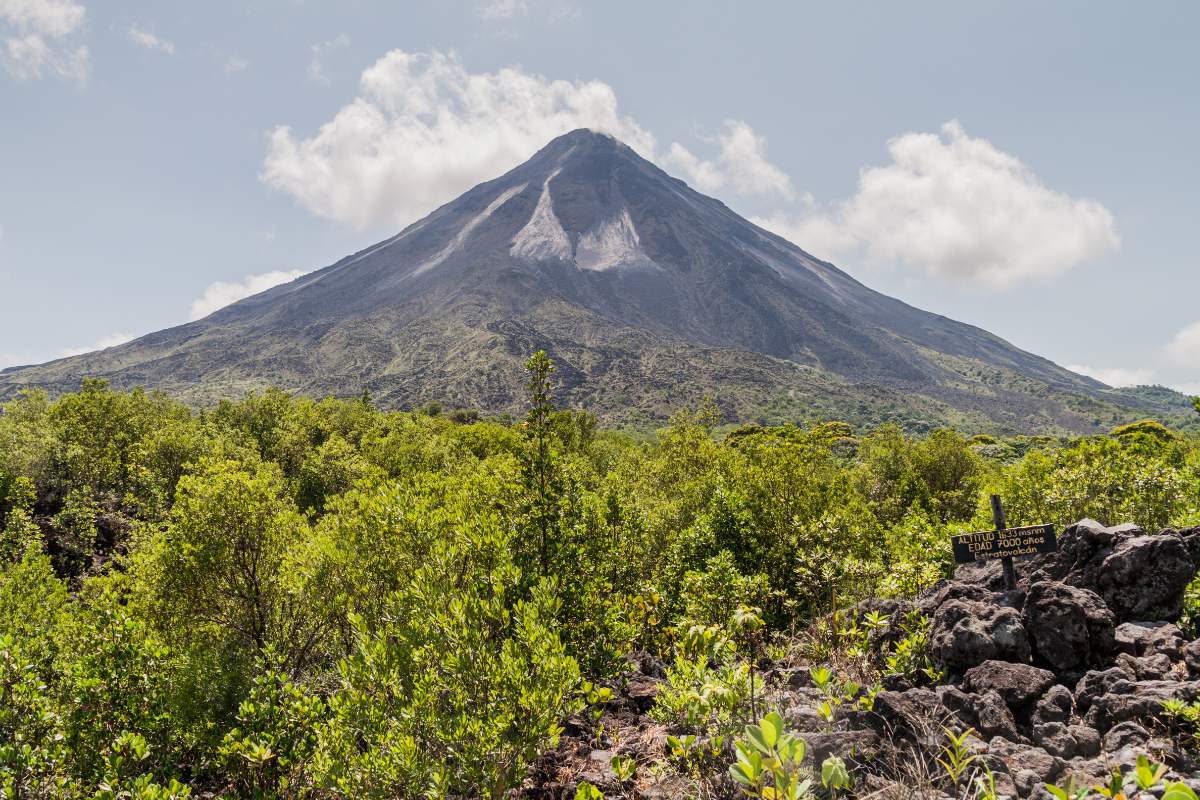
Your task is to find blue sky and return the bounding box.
[2,0,1198,393]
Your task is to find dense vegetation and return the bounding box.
[2,360,1199,799]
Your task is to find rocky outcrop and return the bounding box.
[520,520,1200,799]
[850,519,1200,797]
[959,519,1200,623]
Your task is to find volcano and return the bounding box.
[0,129,1166,432]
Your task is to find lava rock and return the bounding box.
[803,729,881,769]
[936,685,1020,741]
[1102,721,1150,752]
[1112,620,1183,659]
[977,693,1022,742]
[1069,724,1101,757]
[986,737,1065,784]
[624,676,660,713]
[867,689,946,742]
[1184,639,1200,678]
[1084,679,1200,732]
[1032,721,1076,759]
[1074,667,1134,713]
[1032,684,1074,726]
[1095,533,1196,622]
[1023,580,1115,671]
[962,660,1055,708]
[1147,623,1186,660]
[928,589,1031,672]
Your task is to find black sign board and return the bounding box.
[951,523,1056,564]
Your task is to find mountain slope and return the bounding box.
[0,129,1171,433]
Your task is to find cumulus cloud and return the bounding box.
[263,50,791,230]
[0,0,88,82]
[1061,317,1200,391]
[476,0,578,20]
[1165,320,1200,368]
[0,351,32,369]
[127,23,172,54]
[223,55,248,74]
[666,121,794,201]
[478,0,527,17]
[308,33,348,85]
[264,50,665,229]
[757,121,1119,289]
[58,331,132,358]
[189,270,306,321]
[1065,364,1155,388]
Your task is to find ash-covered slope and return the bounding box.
[0,129,1152,432]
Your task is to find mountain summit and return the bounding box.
[0,129,1159,431]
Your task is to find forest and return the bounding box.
[2,354,1200,799]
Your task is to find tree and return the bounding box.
[133,458,330,684]
[521,351,562,577]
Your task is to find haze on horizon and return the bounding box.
[1,0,1197,395]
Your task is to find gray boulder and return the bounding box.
[1032,684,1074,726]
[1095,534,1196,621]
[1113,621,1185,658]
[1102,720,1150,752]
[1068,724,1101,757]
[1084,679,1200,732]
[1032,721,1076,758]
[928,587,1030,672]
[962,660,1055,708]
[1023,580,1115,671]
[986,736,1065,784]
[1074,667,1134,713]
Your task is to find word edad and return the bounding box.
[951,524,1056,564]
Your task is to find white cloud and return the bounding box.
[0,352,29,369]
[58,331,132,358]
[1065,364,1155,388]
[308,33,348,85]
[127,23,172,55]
[478,0,527,17]
[263,50,791,230]
[666,120,794,201]
[223,54,248,74]
[1059,317,1200,392]
[264,50,660,230]
[758,121,1119,289]
[189,269,306,321]
[1165,320,1200,369]
[476,0,578,20]
[0,0,88,82]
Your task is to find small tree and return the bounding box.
[521,351,562,577]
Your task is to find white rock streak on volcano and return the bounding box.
[511,170,571,261]
[576,208,654,271]
[412,183,527,276]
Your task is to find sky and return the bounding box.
[1,0,1198,394]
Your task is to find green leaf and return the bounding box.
[574,781,604,800]
[1164,783,1200,800]
[821,755,850,790]
[760,712,784,748]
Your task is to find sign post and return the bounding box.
[950,494,1056,591]
[990,494,1017,591]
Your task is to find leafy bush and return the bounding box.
[0,367,1196,795]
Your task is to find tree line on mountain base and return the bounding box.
[1,360,1200,798]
